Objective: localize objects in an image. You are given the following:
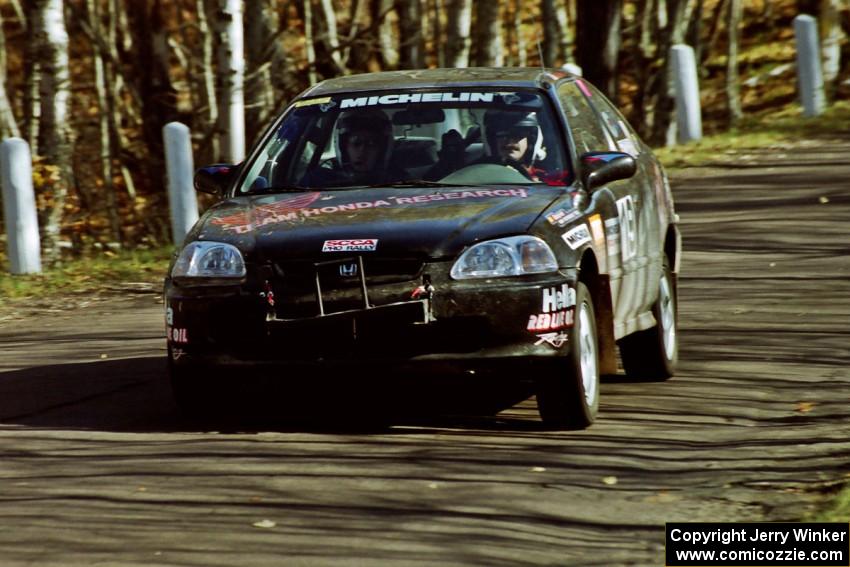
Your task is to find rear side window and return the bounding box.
[577,79,642,157]
[556,81,616,155]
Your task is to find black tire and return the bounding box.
[536,281,600,429]
[619,257,678,381]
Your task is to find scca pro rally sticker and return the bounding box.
[322,239,378,252]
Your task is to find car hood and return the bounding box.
[192,186,564,260]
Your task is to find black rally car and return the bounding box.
[165,68,681,429]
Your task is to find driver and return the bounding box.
[301,108,406,186]
[481,110,548,180]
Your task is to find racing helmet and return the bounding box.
[334,108,394,171]
[483,110,546,166]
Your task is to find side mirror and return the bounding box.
[579,151,636,191]
[194,164,237,196]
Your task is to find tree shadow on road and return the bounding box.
[0,357,557,434]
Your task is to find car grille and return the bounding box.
[272,257,424,319]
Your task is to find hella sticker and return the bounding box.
[322,239,378,252]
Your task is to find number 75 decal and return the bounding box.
[616,196,638,262]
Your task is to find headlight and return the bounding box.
[450,236,558,279]
[171,241,246,285]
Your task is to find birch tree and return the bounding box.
[474,0,503,67]
[33,0,74,264]
[819,0,845,95]
[217,0,246,163]
[445,0,472,68]
[373,0,399,69]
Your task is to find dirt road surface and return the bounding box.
[1,142,848,566]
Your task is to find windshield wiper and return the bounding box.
[248,185,312,194]
[361,179,468,188]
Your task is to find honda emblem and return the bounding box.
[339,263,358,277]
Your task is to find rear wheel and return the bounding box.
[536,282,600,429]
[619,258,678,381]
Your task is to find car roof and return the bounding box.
[300,67,577,98]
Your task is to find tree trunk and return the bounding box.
[648,0,699,146]
[431,0,444,67]
[576,0,622,102]
[820,0,844,94]
[398,0,426,69]
[344,0,370,70]
[195,0,219,163]
[87,0,121,244]
[23,3,41,154]
[244,0,279,144]
[556,0,574,65]
[445,0,471,67]
[725,0,742,126]
[216,0,246,163]
[474,0,503,66]
[33,0,74,265]
[513,0,526,66]
[373,0,399,69]
[128,0,178,159]
[304,0,318,83]
[317,0,345,73]
[541,0,561,66]
[0,8,20,139]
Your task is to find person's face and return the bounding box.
[345,132,382,172]
[496,129,529,161]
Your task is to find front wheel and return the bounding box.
[536,281,600,429]
[618,258,678,381]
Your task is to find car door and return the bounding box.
[556,79,647,339]
[577,81,667,335]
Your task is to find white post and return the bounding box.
[793,14,825,117]
[1,138,41,274]
[671,44,702,144]
[163,122,199,245]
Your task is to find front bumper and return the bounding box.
[165,261,578,368]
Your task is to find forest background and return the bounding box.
[1,0,849,265]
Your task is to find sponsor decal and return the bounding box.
[616,195,638,261]
[588,214,605,249]
[165,307,173,326]
[541,283,575,312]
[210,189,529,234]
[502,93,521,105]
[535,332,569,349]
[167,326,189,344]
[527,283,576,332]
[562,224,591,250]
[171,348,186,361]
[527,310,574,332]
[546,207,581,227]
[293,97,332,108]
[340,92,495,108]
[322,239,378,252]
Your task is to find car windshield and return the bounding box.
[237,89,571,193]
